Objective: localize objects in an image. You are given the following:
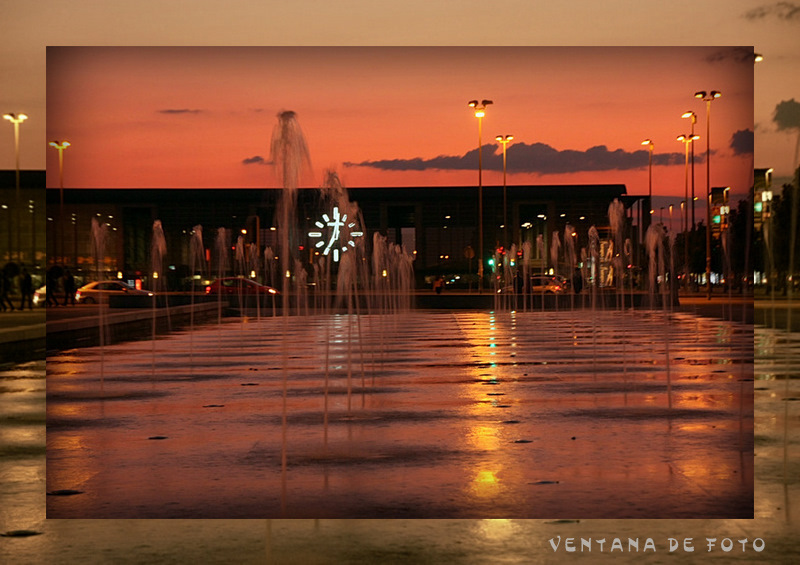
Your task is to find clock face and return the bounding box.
[308,206,364,262]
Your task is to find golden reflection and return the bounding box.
[471,469,502,498]
[466,425,503,451]
[48,403,92,418]
[676,422,712,433]
[473,518,519,541]
[673,459,737,481]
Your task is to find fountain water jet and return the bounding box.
[189,225,204,371]
[550,232,560,312]
[270,110,312,513]
[151,220,167,379]
[608,198,625,309]
[91,217,108,386]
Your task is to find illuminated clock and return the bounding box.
[308,206,364,262]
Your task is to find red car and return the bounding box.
[205,277,279,296]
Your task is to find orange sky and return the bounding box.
[45,46,754,201]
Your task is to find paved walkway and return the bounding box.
[0,307,45,364]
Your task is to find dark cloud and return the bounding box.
[773,99,800,130]
[347,142,691,175]
[743,2,800,20]
[157,109,202,114]
[705,47,755,64]
[730,129,755,155]
[242,155,269,165]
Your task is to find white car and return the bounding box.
[75,281,153,304]
[32,285,47,307]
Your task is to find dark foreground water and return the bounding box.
[45,310,752,519]
[3,311,798,563]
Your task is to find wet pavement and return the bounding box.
[4,305,798,563]
[45,309,752,519]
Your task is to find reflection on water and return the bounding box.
[46,310,752,519]
[4,318,800,562]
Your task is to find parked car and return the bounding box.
[497,274,567,294]
[205,277,279,296]
[75,281,154,304]
[32,285,47,307]
[529,275,567,294]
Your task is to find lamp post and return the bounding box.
[678,133,699,286]
[695,90,721,299]
[641,139,654,214]
[496,134,513,251]
[4,113,27,262]
[49,140,71,266]
[641,139,654,271]
[681,111,697,229]
[468,99,492,292]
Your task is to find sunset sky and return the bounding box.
[1,0,799,204]
[44,46,754,201]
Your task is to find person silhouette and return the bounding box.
[0,272,14,312]
[19,267,33,310]
[63,269,76,306]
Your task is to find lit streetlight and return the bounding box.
[678,133,700,285]
[4,112,27,262]
[496,134,513,250]
[49,140,71,266]
[695,90,721,299]
[468,99,493,292]
[681,111,697,228]
[640,139,654,270]
[641,139,654,215]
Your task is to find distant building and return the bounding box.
[0,170,46,269]
[48,184,649,288]
[754,168,773,233]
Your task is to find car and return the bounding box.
[204,277,279,296]
[529,275,566,294]
[75,281,154,304]
[32,285,47,307]
[497,274,566,294]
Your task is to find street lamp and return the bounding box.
[677,133,700,285]
[641,139,654,215]
[49,140,71,266]
[468,99,492,292]
[496,134,513,250]
[695,90,721,299]
[4,112,27,262]
[640,139,655,271]
[681,111,697,229]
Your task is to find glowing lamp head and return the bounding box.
[3,113,28,123]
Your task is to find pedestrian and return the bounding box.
[63,268,76,306]
[513,270,523,294]
[433,275,444,295]
[19,267,33,311]
[572,268,583,295]
[0,272,14,312]
[46,268,60,307]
